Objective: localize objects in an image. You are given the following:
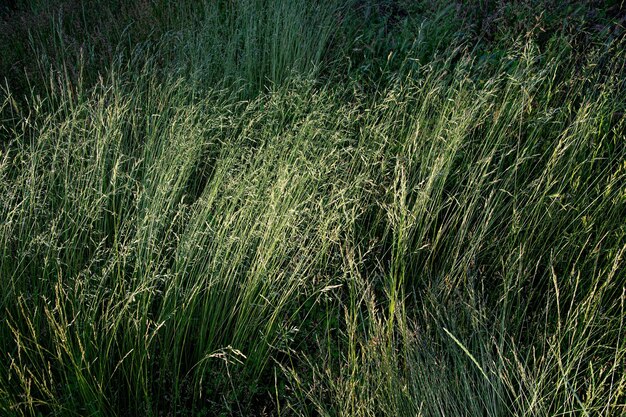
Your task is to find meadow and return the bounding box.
[1,1,625,416]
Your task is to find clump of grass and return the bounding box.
[282,38,626,417]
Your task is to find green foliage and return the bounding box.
[1,0,625,416]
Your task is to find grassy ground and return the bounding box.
[1,1,625,416]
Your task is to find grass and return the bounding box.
[1,0,625,416]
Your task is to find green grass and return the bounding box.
[1,1,625,416]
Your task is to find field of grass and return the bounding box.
[1,1,625,416]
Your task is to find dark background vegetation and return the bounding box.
[2,1,624,98]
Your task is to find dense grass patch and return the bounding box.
[1,1,625,416]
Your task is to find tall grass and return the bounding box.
[283,41,626,417]
[1,1,625,416]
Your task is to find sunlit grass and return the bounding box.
[1,1,625,416]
